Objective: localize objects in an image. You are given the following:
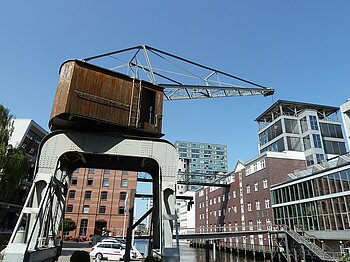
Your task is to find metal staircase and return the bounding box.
[285,229,336,261]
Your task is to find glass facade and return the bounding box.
[272,167,350,231]
[258,107,346,168]
[259,120,282,147]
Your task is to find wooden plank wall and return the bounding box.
[50,60,163,136]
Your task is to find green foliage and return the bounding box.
[145,255,162,262]
[59,218,77,235]
[340,252,350,262]
[0,105,13,171]
[70,250,90,262]
[0,104,28,201]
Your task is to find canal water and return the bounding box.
[134,240,262,261]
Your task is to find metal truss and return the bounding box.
[82,45,274,100]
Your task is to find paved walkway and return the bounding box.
[58,242,94,262]
[1,242,121,262]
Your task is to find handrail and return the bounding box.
[178,223,274,234]
[302,231,336,252]
[284,227,334,261]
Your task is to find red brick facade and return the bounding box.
[195,153,306,247]
[65,168,137,238]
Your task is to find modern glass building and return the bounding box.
[256,100,347,166]
[271,153,350,248]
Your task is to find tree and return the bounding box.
[60,218,77,235]
[0,104,28,201]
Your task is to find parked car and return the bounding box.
[90,242,126,261]
[100,238,143,259]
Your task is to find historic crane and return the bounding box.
[2,45,274,262]
[82,45,274,101]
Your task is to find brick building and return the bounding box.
[195,151,307,248]
[65,168,137,238]
[195,100,348,250]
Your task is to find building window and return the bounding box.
[246,185,251,194]
[254,182,259,192]
[247,203,252,212]
[120,192,127,201]
[222,194,225,202]
[285,118,299,134]
[209,199,212,205]
[99,206,106,214]
[320,123,343,138]
[69,190,76,199]
[313,134,322,148]
[66,205,73,213]
[218,196,221,203]
[233,191,236,199]
[261,159,266,168]
[104,169,111,174]
[316,154,324,164]
[306,155,314,166]
[256,200,260,210]
[102,178,110,187]
[300,116,308,133]
[118,206,125,215]
[263,179,268,189]
[83,205,89,213]
[309,115,319,130]
[85,191,92,199]
[79,219,88,236]
[71,177,77,185]
[324,141,347,155]
[87,178,93,186]
[303,135,311,150]
[121,179,128,187]
[101,191,108,200]
[88,168,95,174]
[265,199,270,209]
[213,197,216,204]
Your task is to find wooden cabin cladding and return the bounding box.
[50,60,164,137]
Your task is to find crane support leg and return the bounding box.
[3,131,179,261]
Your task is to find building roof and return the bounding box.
[271,153,350,189]
[9,119,48,148]
[255,100,339,123]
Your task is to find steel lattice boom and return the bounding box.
[82,45,275,100]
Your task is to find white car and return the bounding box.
[90,242,125,261]
[101,239,143,259]
[90,242,138,261]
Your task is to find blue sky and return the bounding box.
[1,2,350,216]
